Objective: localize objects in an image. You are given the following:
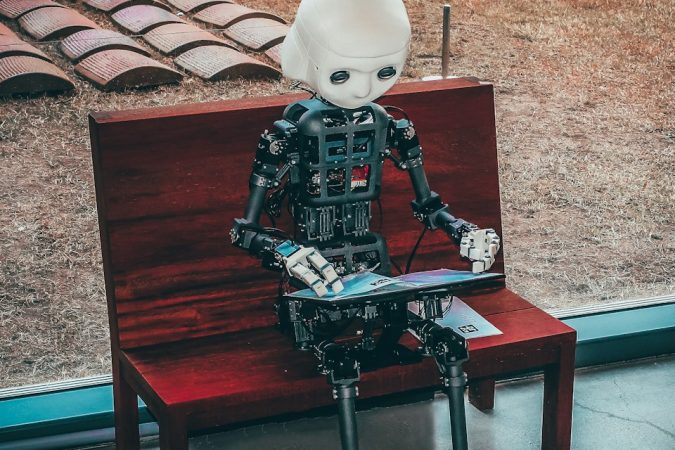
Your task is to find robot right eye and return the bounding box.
[330,71,350,84]
[377,66,396,79]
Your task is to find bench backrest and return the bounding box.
[89,78,504,350]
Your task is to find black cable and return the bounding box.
[264,181,290,226]
[390,258,404,275]
[264,209,277,228]
[287,192,294,216]
[444,296,455,316]
[405,226,427,274]
[375,196,403,275]
[262,227,291,241]
[290,81,317,98]
[278,271,287,298]
[383,105,410,120]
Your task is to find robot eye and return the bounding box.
[330,71,350,84]
[377,66,397,80]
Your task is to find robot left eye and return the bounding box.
[377,66,396,80]
[330,71,350,84]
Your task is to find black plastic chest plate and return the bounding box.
[281,98,389,207]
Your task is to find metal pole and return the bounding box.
[335,384,359,450]
[441,4,452,79]
[445,364,469,450]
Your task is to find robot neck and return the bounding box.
[316,95,373,113]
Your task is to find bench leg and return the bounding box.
[542,343,575,450]
[159,411,189,450]
[113,368,140,450]
[469,378,496,411]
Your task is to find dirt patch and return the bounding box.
[0,0,673,387]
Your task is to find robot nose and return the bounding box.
[351,75,372,98]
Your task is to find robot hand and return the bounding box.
[459,229,501,273]
[275,241,344,297]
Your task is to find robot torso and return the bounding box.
[275,98,392,275]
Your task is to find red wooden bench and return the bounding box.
[89,78,576,449]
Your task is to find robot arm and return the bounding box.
[387,117,500,273]
[230,128,343,295]
[230,129,291,269]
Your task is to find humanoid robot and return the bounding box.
[230,1,501,449]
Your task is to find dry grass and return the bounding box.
[0,0,673,388]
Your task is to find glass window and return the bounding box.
[1,1,672,389]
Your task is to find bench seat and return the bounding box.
[121,287,574,431]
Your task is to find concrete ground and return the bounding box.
[111,355,675,450]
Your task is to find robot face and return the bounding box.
[312,52,407,109]
[281,0,411,109]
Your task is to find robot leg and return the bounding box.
[316,341,361,450]
[410,319,469,450]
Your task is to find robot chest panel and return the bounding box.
[296,113,386,207]
[301,154,381,204]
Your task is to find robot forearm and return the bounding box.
[230,219,343,295]
[389,118,475,242]
[408,191,476,244]
[232,151,286,269]
[435,211,479,243]
[231,127,295,268]
[389,116,500,272]
[230,218,286,270]
[410,188,500,273]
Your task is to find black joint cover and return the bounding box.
[394,118,421,158]
[321,342,361,385]
[411,192,447,230]
[273,119,298,139]
[231,218,258,248]
[256,132,286,165]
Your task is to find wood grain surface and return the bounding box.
[92,78,575,449]
[91,78,505,349]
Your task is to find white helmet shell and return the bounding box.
[281,0,411,109]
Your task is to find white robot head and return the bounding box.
[281,0,411,109]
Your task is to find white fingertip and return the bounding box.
[489,243,498,257]
[322,265,340,283]
[331,279,344,294]
[472,260,484,273]
[460,242,470,258]
[313,282,328,297]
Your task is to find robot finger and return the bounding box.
[329,276,344,294]
[460,236,471,258]
[307,252,344,293]
[474,229,491,247]
[471,255,494,273]
[486,230,501,249]
[471,260,486,274]
[484,255,496,271]
[466,244,484,262]
[476,254,496,273]
[290,263,328,297]
[488,243,499,258]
